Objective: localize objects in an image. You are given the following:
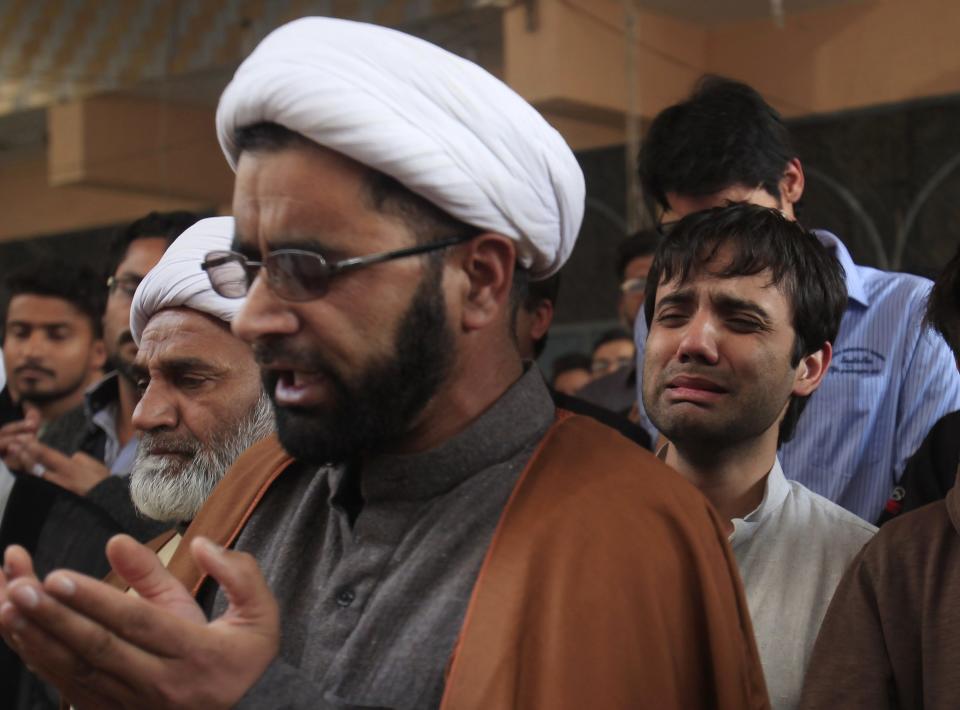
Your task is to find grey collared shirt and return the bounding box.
[220,367,556,710]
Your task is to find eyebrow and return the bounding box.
[653,290,695,313]
[7,320,73,330]
[131,357,225,379]
[231,232,336,259]
[711,293,772,322]
[654,288,773,322]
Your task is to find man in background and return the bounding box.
[0,260,106,456]
[634,75,960,522]
[617,229,660,333]
[575,231,658,420]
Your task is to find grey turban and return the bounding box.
[216,17,585,279]
[130,216,239,345]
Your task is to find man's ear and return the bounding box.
[779,158,805,216]
[792,341,831,397]
[456,234,517,332]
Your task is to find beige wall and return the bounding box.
[0,146,210,243]
[504,0,960,149]
[707,0,960,117]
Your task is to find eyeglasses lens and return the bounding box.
[210,257,251,299]
[266,252,332,301]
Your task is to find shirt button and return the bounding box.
[335,588,356,607]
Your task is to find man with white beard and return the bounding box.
[126,215,274,525]
[0,217,274,710]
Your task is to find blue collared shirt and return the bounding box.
[635,231,960,522]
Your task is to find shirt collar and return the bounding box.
[729,457,790,545]
[813,229,868,307]
[334,366,556,504]
[656,444,789,545]
[84,371,121,419]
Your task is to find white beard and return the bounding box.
[130,392,275,523]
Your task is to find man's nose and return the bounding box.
[131,383,178,433]
[676,313,720,365]
[231,274,299,344]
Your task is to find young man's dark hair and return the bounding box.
[2,259,106,339]
[106,211,201,279]
[616,230,661,281]
[925,244,960,360]
[638,75,795,217]
[643,203,846,443]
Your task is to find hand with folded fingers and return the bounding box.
[0,534,280,709]
[4,436,109,495]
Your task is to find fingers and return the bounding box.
[192,537,279,635]
[105,535,206,624]
[2,574,175,686]
[5,437,69,480]
[0,583,134,709]
[0,546,38,649]
[0,419,40,457]
[4,545,37,581]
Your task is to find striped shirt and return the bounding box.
[634,231,960,522]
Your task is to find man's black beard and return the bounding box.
[15,367,87,409]
[108,332,138,385]
[264,264,454,465]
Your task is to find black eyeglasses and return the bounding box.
[202,234,474,302]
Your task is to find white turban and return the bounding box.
[216,17,584,279]
[130,216,239,345]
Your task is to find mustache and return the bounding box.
[139,431,198,456]
[13,363,55,377]
[252,340,331,373]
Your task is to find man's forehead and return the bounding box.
[7,294,86,323]
[136,309,233,362]
[655,267,781,305]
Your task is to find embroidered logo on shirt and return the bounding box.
[831,347,885,375]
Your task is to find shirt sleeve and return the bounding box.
[893,310,960,485]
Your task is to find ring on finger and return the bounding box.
[30,462,46,478]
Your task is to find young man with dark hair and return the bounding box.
[1,260,106,433]
[800,242,960,709]
[634,75,960,523]
[643,203,875,709]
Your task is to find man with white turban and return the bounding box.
[0,18,768,710]
[126,216,274,525]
